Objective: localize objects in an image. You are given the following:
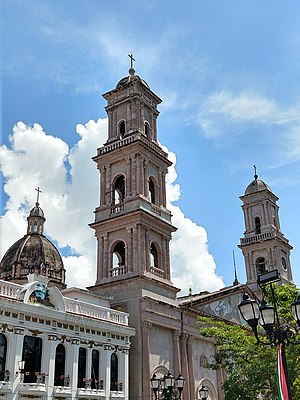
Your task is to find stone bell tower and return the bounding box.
[89,63,177,300]
[239,168,293,292]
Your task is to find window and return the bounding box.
[113,176,125,204]
[110,353,118,391]
[256,257,266,275]
[112,241,126,276]
[0,334,7,381]
[281,257,287,271]
[150,243,158,270]
[149,178,155,204]
[119,121,126,138]
[91,350,99,389]
[77,347,86,388]
[255,217,261,234]
[54,344,65,386]
[22,336,42,383]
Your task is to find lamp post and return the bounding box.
[238,269,300,398]
[199,384,209,399]
[150,371,185,400]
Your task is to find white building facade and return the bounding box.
[0,275,135,400]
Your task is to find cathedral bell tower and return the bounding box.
[239,169,293,292]
[89,64,177,299]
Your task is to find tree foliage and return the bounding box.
[197,284,300,400]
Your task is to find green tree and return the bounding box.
[197,284,300,400]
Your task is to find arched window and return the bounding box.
[91,350,99,389]
[110,353,118,391]
[0,334,7,381]
[119,121,126,138]
[256,257,267,275]
[34,221,38,232]
[77,347,86,388]
[150,243,159,270]
[149,177,156,204]
[255,217,261,234]
[111,241,126,276]
[54,344,65,386]
[113,176,125,204]
[22,336,42,383]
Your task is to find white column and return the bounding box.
[65,339,80,400]
[86,348,92,380]
[42,335,59,399]
[101,346,112,400]
[11,328,24,392]
[124,350,129,400]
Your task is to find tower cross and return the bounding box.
[35,187,42,203]
[253,165,258,179]
[128,53,135,69]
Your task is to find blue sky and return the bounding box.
[1,0,300,292]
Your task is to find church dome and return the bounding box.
[116,68,150,90]
[245,176,271,195]
[29,202,45,218]
[0,199,66,289]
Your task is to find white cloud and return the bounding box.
[163,146,223,293]
[198,91,279,139]
[205,91,278,122]
[197,90,300,168]
[0,119,224,295]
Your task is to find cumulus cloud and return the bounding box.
[0,119,224,294]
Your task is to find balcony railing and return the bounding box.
[110,203,125,215]
[240,230,289,246]
[109,265,126,277]
[110,382,124,392]
[150,266,165,279]
[97,132,168,158]
[0,279,130,326]
[0,281,21,299]
[64,298,129,325]
[0,381,12,391]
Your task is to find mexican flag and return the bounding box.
[276,343,291,400]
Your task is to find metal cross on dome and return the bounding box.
[253,165,258,179]
[35,187,42,203]
[128,53,135,69]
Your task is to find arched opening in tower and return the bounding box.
[111,241,126,276]
[119,120,126,138]
[113,175,125,204]
[149,177,156,204]
[150,243,159,270]
[256,257,266,275]
[255,217,261,234]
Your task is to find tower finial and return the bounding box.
[35,187,42,205]
[128,53,135,76]
[253,165,258,180]
[232,250,239,286]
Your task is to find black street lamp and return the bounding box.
[238,269,300,398]
[199,384,209,399]
[150,371,185,400]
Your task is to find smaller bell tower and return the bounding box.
[239,168,293,292]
